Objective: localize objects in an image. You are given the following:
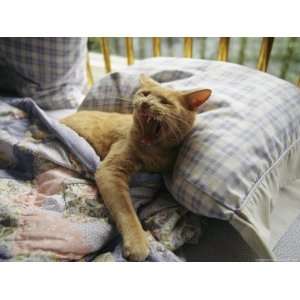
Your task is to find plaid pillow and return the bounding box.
[80,57,300,258]
[0,38,88,109]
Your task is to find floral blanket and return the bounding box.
[0,97,203,261]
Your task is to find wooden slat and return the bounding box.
[125,37,135,65]
[99,37,111,73]
[152,37,161,57]
[86,52,94,87]
[257,37,274,72]
[184,37,193,58]
[218,37,230,61]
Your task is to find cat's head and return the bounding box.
[132,74,211,147]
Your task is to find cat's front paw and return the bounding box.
[123,232,150,262]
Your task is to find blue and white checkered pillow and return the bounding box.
[0,38,88,109]
[81,57,300,217]
[80,57,300,257]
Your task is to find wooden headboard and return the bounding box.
[86,37,300,88]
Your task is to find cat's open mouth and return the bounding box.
[138,111,162,145]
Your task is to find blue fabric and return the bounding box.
[0,96,203,261]
[10,97,101,174]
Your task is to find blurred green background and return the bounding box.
[88,37,299,84]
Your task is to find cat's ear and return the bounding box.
[183,89,212,110]
[139,74,160,88]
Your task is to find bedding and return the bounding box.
[80,57,300,259]
[0,97,203,261]
[0,38,88,110]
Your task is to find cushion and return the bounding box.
[80,57,300,259]
[0,38,88,109]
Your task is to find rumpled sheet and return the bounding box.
[0,97,203,261]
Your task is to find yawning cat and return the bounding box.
[61,75,211,261]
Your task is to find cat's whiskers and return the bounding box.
[165,115,191,132]
[163,112,191,128]
[168,115,188,142]
[163,119,182,144]
[169,126,181,144]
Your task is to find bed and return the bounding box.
[1,37,300,261]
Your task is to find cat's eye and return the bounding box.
[159,97,171,105]
[140,91,150,97]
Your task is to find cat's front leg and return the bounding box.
[95,144,149,261]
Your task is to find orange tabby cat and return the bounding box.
[61,75,211,261]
